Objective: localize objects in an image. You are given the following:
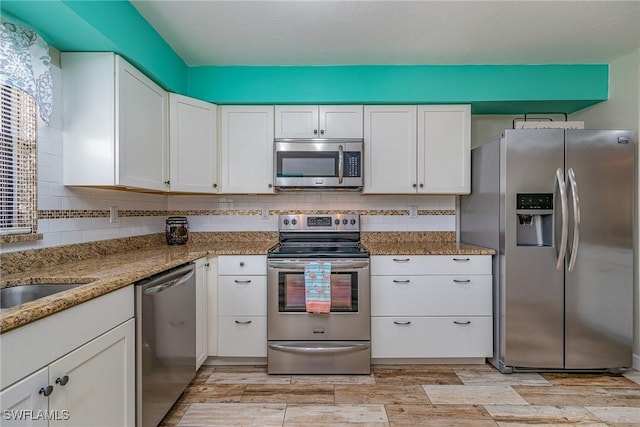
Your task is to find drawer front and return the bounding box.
[371,316,492,358]
[218,255,267,275]
[371,255,491,276]
[371,275,492,316]
[218,276,267,316]
[218,316,267,357]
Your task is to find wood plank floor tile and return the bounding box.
[513,385,640,406]
[455,369,549,386]
[335,384,430,404]
[191,366,215,384]
[484,404,602,424]
[291,374,376,385]
[206,371,292,384]
[385,404,498,426]
[159,403,189,427]
[423,385,529,405]
[177,403,286,427]
[241,384,335,404]
[374,367,462,385]
[495,423,607,426]
[585,406,640,425]
[541,373,640,388]
[623,369,640,386]
[283,403,388,426]
[179,384,246,403]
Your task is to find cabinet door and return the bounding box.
[275,105,318,139]
[220,106,275,193]
[48,319,135,427]
[318,105,363,138]
[0,367,49,427]
[417,105,470,194]
[169,94,218,193]
[206,257,219,356]
[218,316,267,357]
[117,57,168,191]
[195,258,209,369]
[363,106,417,193]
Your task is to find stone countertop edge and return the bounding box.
[0,239,493,334]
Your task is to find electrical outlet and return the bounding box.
[409,205,418,219]
[261,207,269,219]
[109,206,118,223]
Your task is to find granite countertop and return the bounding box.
[1,231,494,334]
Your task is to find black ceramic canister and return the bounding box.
[165,216,189,245]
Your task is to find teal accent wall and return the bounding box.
[188,64,608,113]
[1,0,610,114]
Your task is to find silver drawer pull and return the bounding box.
[453,258,470,262]
[393,279,411,284]
[234,280,252,284]
[453,320,471,325]
[393,321,412,326]
[392,258,411,262]
[453,279,471,284]
[234,320,252,325]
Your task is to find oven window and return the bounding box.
[277,152,337,177]
[279,272,359,312]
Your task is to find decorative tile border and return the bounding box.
[37,209,456,220]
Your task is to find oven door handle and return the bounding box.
[268,342,369,355]
[267,260,369,270]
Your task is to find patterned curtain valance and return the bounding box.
[0,20,52,124]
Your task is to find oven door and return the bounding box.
[267,258,370,341]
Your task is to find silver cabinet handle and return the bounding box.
[234,279,252,284]
[555,168,569,271]
[392,258,410,262]
[234,320,252,325]
[338,144,344,184]
[39,385,54,396]
[56,375,69,386]
[453,279,471,283]
[313,129,318,134]
[454,320,471,325]
[567,168,581,272]
[212,183,217,188]
[393,279,411,284]
[453,258,470,262]
[393,321,412,325]
[320,129,325,135]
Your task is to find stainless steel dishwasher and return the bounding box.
[135,262,196,427]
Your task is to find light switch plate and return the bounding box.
[409,205,418,219]
[261,207,269,219]
[109,206,118,223]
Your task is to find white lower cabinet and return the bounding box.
[217,256,267,357]
[371,255,492,359]
[195,257,210,369]
[0,286,135,427]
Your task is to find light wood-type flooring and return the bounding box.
[160,364,640,426]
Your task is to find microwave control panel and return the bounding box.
[344,152,361,177]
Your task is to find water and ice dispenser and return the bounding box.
[516,193,553,246]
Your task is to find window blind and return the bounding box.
[0,84,37,235]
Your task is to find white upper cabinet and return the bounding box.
[364,104,470,194]
[62,52,168,192]
[220,106,275,193]
[364,106,417,193]
[169,94,218,193]
[418,105,471,194]
[275,105,363,139]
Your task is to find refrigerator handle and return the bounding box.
[554,168,569,271]
[567,168,581,272]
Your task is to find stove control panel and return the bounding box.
[279,214,360,232]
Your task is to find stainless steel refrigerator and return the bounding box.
[460,129,635,373]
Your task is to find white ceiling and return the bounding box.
[131,0,640,66]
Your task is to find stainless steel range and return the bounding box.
[267,214,370,374]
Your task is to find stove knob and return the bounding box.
[342,219,348,225]
[283,219,289,225]
[350,219,356,225]
[334,219,340,225]
[291,219,297,225]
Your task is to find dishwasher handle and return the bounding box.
[140,264,195,295]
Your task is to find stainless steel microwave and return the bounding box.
[274,139,363,191]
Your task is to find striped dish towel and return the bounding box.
[304,261,331,313]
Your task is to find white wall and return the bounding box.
[571,49,640,369]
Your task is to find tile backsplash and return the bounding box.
[0,63,455,254]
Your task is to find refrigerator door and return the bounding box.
[502,129,565,369]
[564,130,634,369]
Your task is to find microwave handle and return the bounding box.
[338,145,344,184]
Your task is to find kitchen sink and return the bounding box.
[0,283,85,310]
